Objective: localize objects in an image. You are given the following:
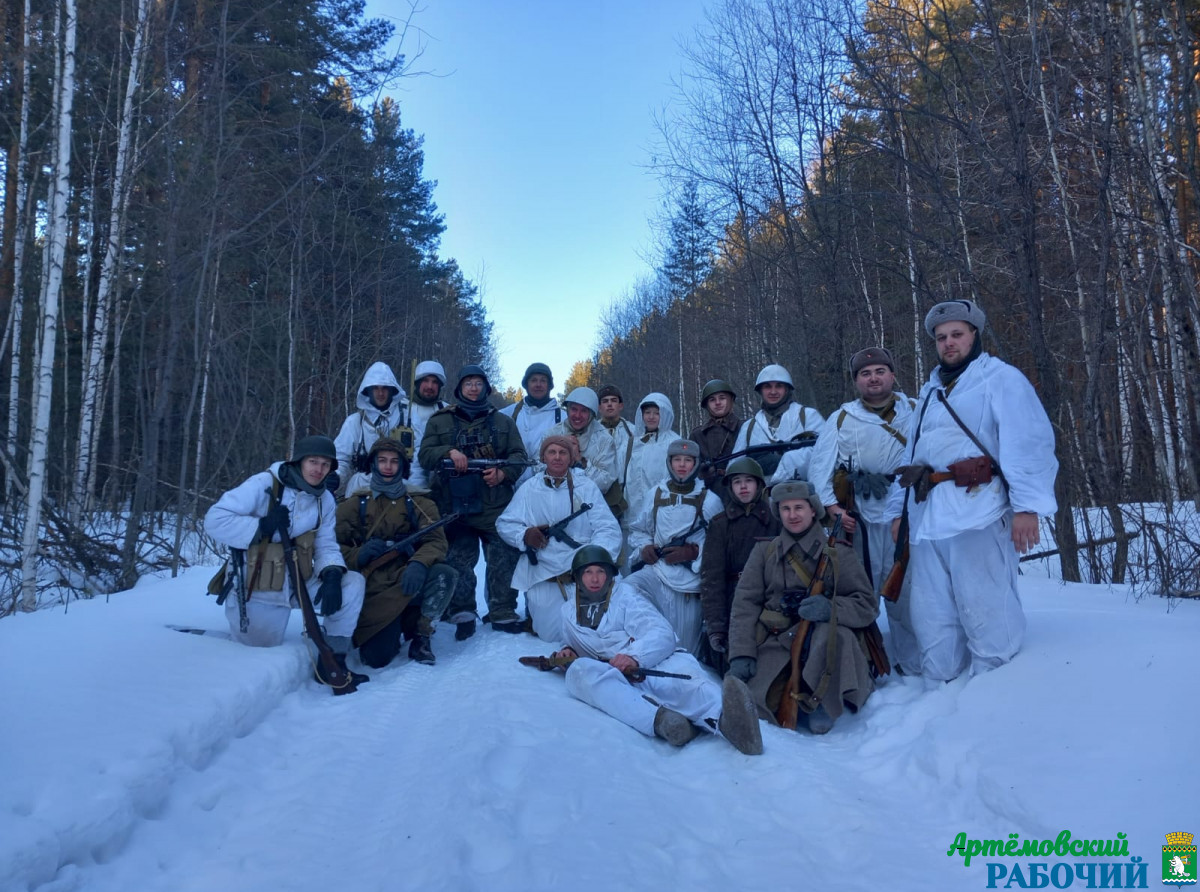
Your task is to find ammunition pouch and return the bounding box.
[446,472,484,516]
[756,607,793,645]
[388,425,416,461]
[603,480,627,518]
[948,455,994,489]
[247,531,316,592]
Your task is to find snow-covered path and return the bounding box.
[3,570,1196,892]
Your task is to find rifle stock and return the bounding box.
[881,491,910,603]
[284,537,355,693]
[775,515,841,730]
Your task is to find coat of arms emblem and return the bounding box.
[1164,832,1197,886]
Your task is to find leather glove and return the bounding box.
[401,561,428,597]
[324,470,341,495]
[639,544,660,566]
[315,566,344,616]
[796,596,832,623]
[727,656,756,682]
[356,537,390,569]
[661,543,700,565]
[708,632,728,654]
[523,527,549,549]
[257,501,290,543]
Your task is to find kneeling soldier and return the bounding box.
[204,435,368,692]
[728,481,881,734]
[335,438,458,667]
[549,546,762,755]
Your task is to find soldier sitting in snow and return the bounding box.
[547,545,763,755]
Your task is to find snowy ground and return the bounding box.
[2,566,1196,892]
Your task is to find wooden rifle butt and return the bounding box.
[775,619,811,730]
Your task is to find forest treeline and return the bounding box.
[576,0,1200,589]
[0,0,496,606]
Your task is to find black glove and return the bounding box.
[796,596,832,623]
[315,566,345,616]
[257,501,290,543]
[708,632,728,654]
[401,562,428,597]
[324,470,341,495]
[727,656,756,682]
[356,538,391,569]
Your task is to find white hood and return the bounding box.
[355,362,406,412]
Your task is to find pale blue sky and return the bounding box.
[368,0,709,392]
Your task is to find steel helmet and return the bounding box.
[724,455,766,485]
[571,545,619,579]
[292,435,338,470]
[754,364,794,390]
[699,379,737,408]
[563,386,600,416]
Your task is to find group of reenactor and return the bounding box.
[204,299,1058,753]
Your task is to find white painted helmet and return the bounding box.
[414,360,447,387]
[755,363,794,390]
[563,386,599,416]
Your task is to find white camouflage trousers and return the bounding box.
[908,515,1025,681]
[525,578,573,643]
[622,569,702,657]
[564,652,723,738]
[224,570,366,649]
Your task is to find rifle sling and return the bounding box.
[935,390,1009,493]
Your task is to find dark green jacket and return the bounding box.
[417,405,527,528]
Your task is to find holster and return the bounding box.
[948,455,994,488]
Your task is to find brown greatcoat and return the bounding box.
[699,493,780,641]
[689,413,742,489]
[728,523,878,724]
[335,489,448,648]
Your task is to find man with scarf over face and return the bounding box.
[204,436,368,693]
[418,365,528,638]
[335,438,458,667]
[886,300,1058,681]
[547,546,763,755]
[496,435,622,642]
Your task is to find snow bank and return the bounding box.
[2,571,1196,892]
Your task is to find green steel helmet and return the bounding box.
[292,435,338,470]
[699,378,737,408]
[724,455,765,485]
[571,545,619,579]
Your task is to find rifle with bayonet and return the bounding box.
[700,431,818,471]
[280,515,357,694]
[361,512,461,575]
[776,513,843,730]
[525,502,593,566]
[519,654,692,682]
